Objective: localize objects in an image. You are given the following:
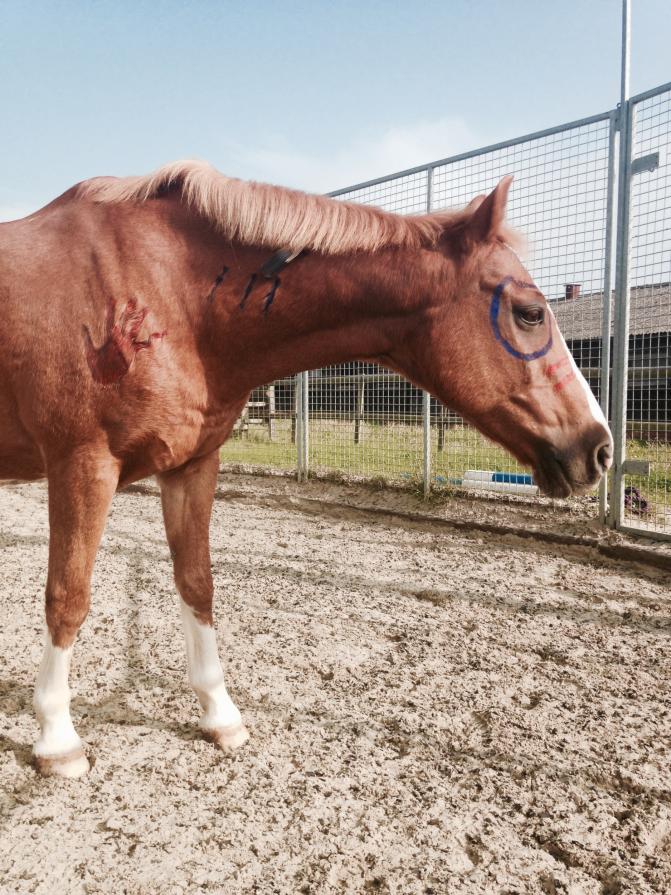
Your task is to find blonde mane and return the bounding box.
[78,159,460,256]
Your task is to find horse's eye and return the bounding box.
[515,306,545,326]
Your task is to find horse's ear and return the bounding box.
[464,194,486,213]
[465,175,513,243]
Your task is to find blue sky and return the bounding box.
[1,0,670,220]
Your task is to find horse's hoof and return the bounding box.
[203,722,250,754]
[33,745,90,779]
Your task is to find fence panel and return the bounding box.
[306,365,425,486]
[316,115,614,495]
[428,116,613,495]
[220,382,297,473]
[621,85,671,536]
[307,172,430,485]
[222,117,614,495]
[220,87,671,540]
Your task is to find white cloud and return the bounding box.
[0,204,35,223]
[231,116,481,193]
[0,117,480,222]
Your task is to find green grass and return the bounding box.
[626,438,671,494]
[221,417,671,522]
[220,421,298,470]
[221,418,514,482]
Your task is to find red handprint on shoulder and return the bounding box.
[84,296,166,385]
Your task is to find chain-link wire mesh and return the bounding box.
[622,86,671,534]
[219,86,671,537]
[302,115,613,493]
[428,116,612,495]
[220,382,297,473]
[306,364,425,486]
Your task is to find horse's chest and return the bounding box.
[123,401,245,480]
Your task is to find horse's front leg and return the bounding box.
[33,447,119,778]
[158,450,249,753]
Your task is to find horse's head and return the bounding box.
[401,176,612,497]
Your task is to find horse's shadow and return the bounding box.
[0,729,33,768]
[0,542,202,767]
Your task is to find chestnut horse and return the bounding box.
[0,161,612,777]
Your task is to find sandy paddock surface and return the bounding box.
[0,474,670,895]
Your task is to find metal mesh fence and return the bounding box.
[307,173,428,485]
[622,86,671,534]
[222,116,613,492]
[428,117,612,494]
[306,364,425,486]
[299,114,613,493]
[220,85,671,539]
[220,382,297,472]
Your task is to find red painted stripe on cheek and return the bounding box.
[553,371,577,392]
[545,357,570,379]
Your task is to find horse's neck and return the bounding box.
[204,241,430,390]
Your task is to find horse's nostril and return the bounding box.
[596,442,613,473]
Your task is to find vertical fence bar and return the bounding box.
[422,166,434,498]
[301,370,309,481]
[620,0,631,108]
[354,377,365,444]
[609,102,633,527]
[422,392,431,498]
[295,373,304,480]
[598,111,619,523]
[608,0,633,528]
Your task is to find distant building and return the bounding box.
[551,282,670,424]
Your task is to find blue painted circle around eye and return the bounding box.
[489,276,553,361]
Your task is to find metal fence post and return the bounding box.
[608,1,633,529]
[295,372,310,482]
[295,373,304,480]
[300,371,309,482]
[609,99,633,529]
[422,166,434,499]
[354,377,365,444]
[422,392,431,498]
[598,111,619,524]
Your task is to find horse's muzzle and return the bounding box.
[534,423,613,498]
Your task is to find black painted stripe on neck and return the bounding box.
[263,277,281,315]
[240,273,258,309]
[206,265,230,303]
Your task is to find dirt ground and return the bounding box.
[0,474,670,895]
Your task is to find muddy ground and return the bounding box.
[0,474,670,894]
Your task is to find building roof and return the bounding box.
[550,283,671,341]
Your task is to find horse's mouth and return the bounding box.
[533,456,573,498]
[534,451,606,499]
[533,453,596,498]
